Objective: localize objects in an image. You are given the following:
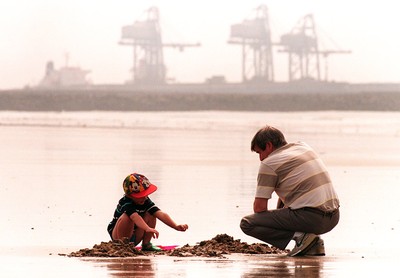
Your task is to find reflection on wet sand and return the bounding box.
[241,256,323,277]
[83,255,324,277]
[92,258,156,277]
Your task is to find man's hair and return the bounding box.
[251,125,288,151]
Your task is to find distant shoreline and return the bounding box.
[0,86,399,111]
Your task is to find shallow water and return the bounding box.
[1,111,400,276]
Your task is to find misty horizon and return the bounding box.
[1,1,400,89]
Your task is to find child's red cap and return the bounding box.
[123,173,157,198]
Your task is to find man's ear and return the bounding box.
[266,141,273,151]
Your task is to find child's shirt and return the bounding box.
[107,196,160,237]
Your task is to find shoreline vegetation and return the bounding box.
[1,86,399,111]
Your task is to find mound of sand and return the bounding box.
[62,234,285,258]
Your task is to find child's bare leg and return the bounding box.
[112,213,134,241]
[134,212,157,245]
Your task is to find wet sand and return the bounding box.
[1,111,399,277]
[3,251,398,277]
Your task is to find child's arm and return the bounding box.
[130,213,159,238]
[154,210,188,231]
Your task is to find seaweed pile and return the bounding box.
[63,234,285,258]
[65,238,144,257]
[168,234,283,257]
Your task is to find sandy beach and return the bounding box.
[1,110,399,277]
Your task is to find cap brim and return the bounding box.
[128,184,157,198]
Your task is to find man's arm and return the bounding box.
[276,198,284,209]
[253,197,268,213]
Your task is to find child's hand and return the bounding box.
[146,227,159,239]
[175,224,188,231]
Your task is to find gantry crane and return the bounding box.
[278,14,351,82]
[228,5,274,83]
[119,7,200,84]
[319,49,352,82]
[278,14,320,81]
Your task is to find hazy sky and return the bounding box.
[1,0,400,89]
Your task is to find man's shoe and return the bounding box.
[287,233,318,257]
[304,237,325,256]
[141,242,162,251]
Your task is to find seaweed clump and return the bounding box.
[65,238,144,257]
[63,234,285,258]
[169,234,283,257]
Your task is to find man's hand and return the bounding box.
[253,197,268,213]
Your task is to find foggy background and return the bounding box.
[1,0,399,89]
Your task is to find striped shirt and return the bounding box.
[107,196,160,235]
[256,142,339,212]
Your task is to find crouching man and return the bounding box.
[240,125,340,256]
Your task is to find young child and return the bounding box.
[107,173,188,251]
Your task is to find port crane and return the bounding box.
[228,5,274,83]
[119,7,200,84]
[278,14,351,82]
